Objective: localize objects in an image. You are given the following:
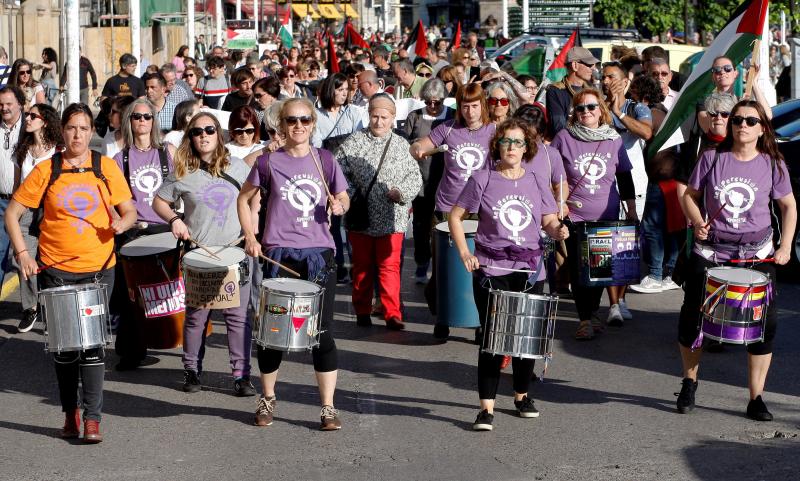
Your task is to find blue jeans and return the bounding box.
[0,198,11,284]
[641,182,680,280]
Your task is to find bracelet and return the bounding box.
[168,215,181,226]
[618,112,627,120]
[15,249,28,258]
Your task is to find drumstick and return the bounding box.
[703,200,728,229]
[565,199,583,209]
[420,144,449,158]
[558,174,564,222]
[730,258,775,264]
[188,237,222,260]
[97,185,120,222]
[478,264,540,274]
[212,235,245,255]
[35,256,80,274]
[258,253,302,278]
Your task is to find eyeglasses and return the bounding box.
[25,111,43,121]
[283,115,313,126]
[730,115,762,127]
[184,73,195,78]
[711,65,735,74]
[651,71,671,78]
[708,111,731,119]
[579,61,595,68]
[18,70,30,75]
[232,127,256,135]
[130,113,154,121]
[425,99,442,107]
[498,137,527,149]
[574,103,599,113]
[286,74,296,78]
[188,125,218,137]
[488,97,510,107]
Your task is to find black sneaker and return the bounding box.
[336,266,351,284]
[356,314,372,327]
[746,395,773,421]
[474,327,484,346]
[514,396,540,418]
[17,308,38,333]
[183,369,201,393]
[433,324,450,341]
[473,409,494,431]
[234,376,256,397]
[675,378,698,414]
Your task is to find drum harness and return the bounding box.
[121,147,170,232]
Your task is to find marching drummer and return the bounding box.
[5,103,137,443]
[237,97,350,431]
[551,89,637,340]
[112,97,175,371]
[449,118,568,431]
[676,100,796,421]
[152,112,257,397]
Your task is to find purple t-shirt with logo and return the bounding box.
[114,148,173,224]
[456,168,557,277]
[688,150,792,259]
[428,121,496,212]
[532,142,566,186]
[551,129,632,222]
[247,148,348,251]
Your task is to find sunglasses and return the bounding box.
[418,72,432,78]
[425,99,442,107]
[651,71,671,78]
[708,111,731,119]
[488,97,510,107]
[574,103,599,113]
[18,70,31,75]
[232,127,256,135]
[25,111,43,121]
[184,73,195,78]
[711,65,735,74]
[188,125,218,137]
[731,115,762,127]
[283,115,313,126]
[130,112,154,121]
[498,137,526,148]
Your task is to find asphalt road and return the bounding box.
[0,241,798,481]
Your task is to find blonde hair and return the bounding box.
[174,112,229,179]
[277,98,317,137]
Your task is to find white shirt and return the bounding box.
[0,114,22,194]
[163,130,184,148]
[663,88,679,111]
[225,141,264,160]
[21,146,56,182]
[102,129,123,160]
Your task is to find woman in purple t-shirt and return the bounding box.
[551,89,637,340]
[237,98,350,431]
[449,118,568,432]
[677,101,796,421]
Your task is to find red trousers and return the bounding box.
[349,232,404,320]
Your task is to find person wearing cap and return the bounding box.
[416,63,434,81]
[336,93,422,330]
[545,46,599,138]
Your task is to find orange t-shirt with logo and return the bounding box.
[13,153,133,273]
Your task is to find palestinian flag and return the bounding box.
[403,20,428,61]
[545,27,581,83]
[327,35,340,74]
[344,20,370,50]
[450,22,462,51]
[649,0,769,157]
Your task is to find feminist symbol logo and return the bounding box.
[281,176,322,227]
[57,184,100,233]
[494,198,532,245]
[718,181,755,229]
[454,144,486,181]
[575,153,608,194]
[200,182,236,227]
[132,166,162,205]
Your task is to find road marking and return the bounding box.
[0,275,19,302]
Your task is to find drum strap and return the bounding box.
[122,147,169,188]
[200,162,241,190]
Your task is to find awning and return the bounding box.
[291,4,320,19]
[222,0,278,19]
[339,4,359,19]
[317,4,342,19]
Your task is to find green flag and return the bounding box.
[279,25,293,50]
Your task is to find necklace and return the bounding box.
[63,154,85,169]
[133,143,152,152]
[498,167,524,180]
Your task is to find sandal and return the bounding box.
[591,316,606,334]
[574,322,594,340]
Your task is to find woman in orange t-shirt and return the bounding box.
[4,103,136,444]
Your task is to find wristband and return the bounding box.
[15,249,28,258]
[168,215,181,226]
[618,112,627,120]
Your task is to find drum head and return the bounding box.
[708,267,768,285]
[183,246,246,268]
[435,219,478,235]
[120,232,180,257]
[263,277,321,294]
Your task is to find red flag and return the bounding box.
[402,20,428,60]
[451,22,462,51]
[327,36,340,73]
[344,21,370,50]
[281,6,290,26]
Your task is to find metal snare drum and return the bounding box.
[483,289,559,360]
[700,267,771,345]
[255,278,324,352]
[39,284,111,353]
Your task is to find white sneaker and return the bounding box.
[661,277,681,290]
[607,304,624,326]
[629,275,664,293]
[618,299,633,320]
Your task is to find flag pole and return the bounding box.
[744,39,761,98]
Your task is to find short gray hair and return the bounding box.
[121,98,163,149]
[160,63,177,75]
[392,58,414,74]
[705,92,737,114]
[264,100,284,132]
[485,81,520,115]
[420,78,447,101]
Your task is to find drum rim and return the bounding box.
[706,266,771,285]
[487,289,558,302]
[119,232,181,257]
[261,277,323,295]
[435,219,478,234]
[39,283,105,294]
[182,246,247,267]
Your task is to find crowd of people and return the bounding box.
[0,24,795,441]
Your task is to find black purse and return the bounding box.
[345,137,392,232]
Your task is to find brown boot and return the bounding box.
[83,419,103,444]
[60,409,80,439]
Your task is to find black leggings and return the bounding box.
[257,250,338,373]
[565,223,604,320]
[678,253,777,355]
[473,272,543,400]
[43,267,114,421]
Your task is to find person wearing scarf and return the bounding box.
[551,88,637,341]
[448,118,568,431]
